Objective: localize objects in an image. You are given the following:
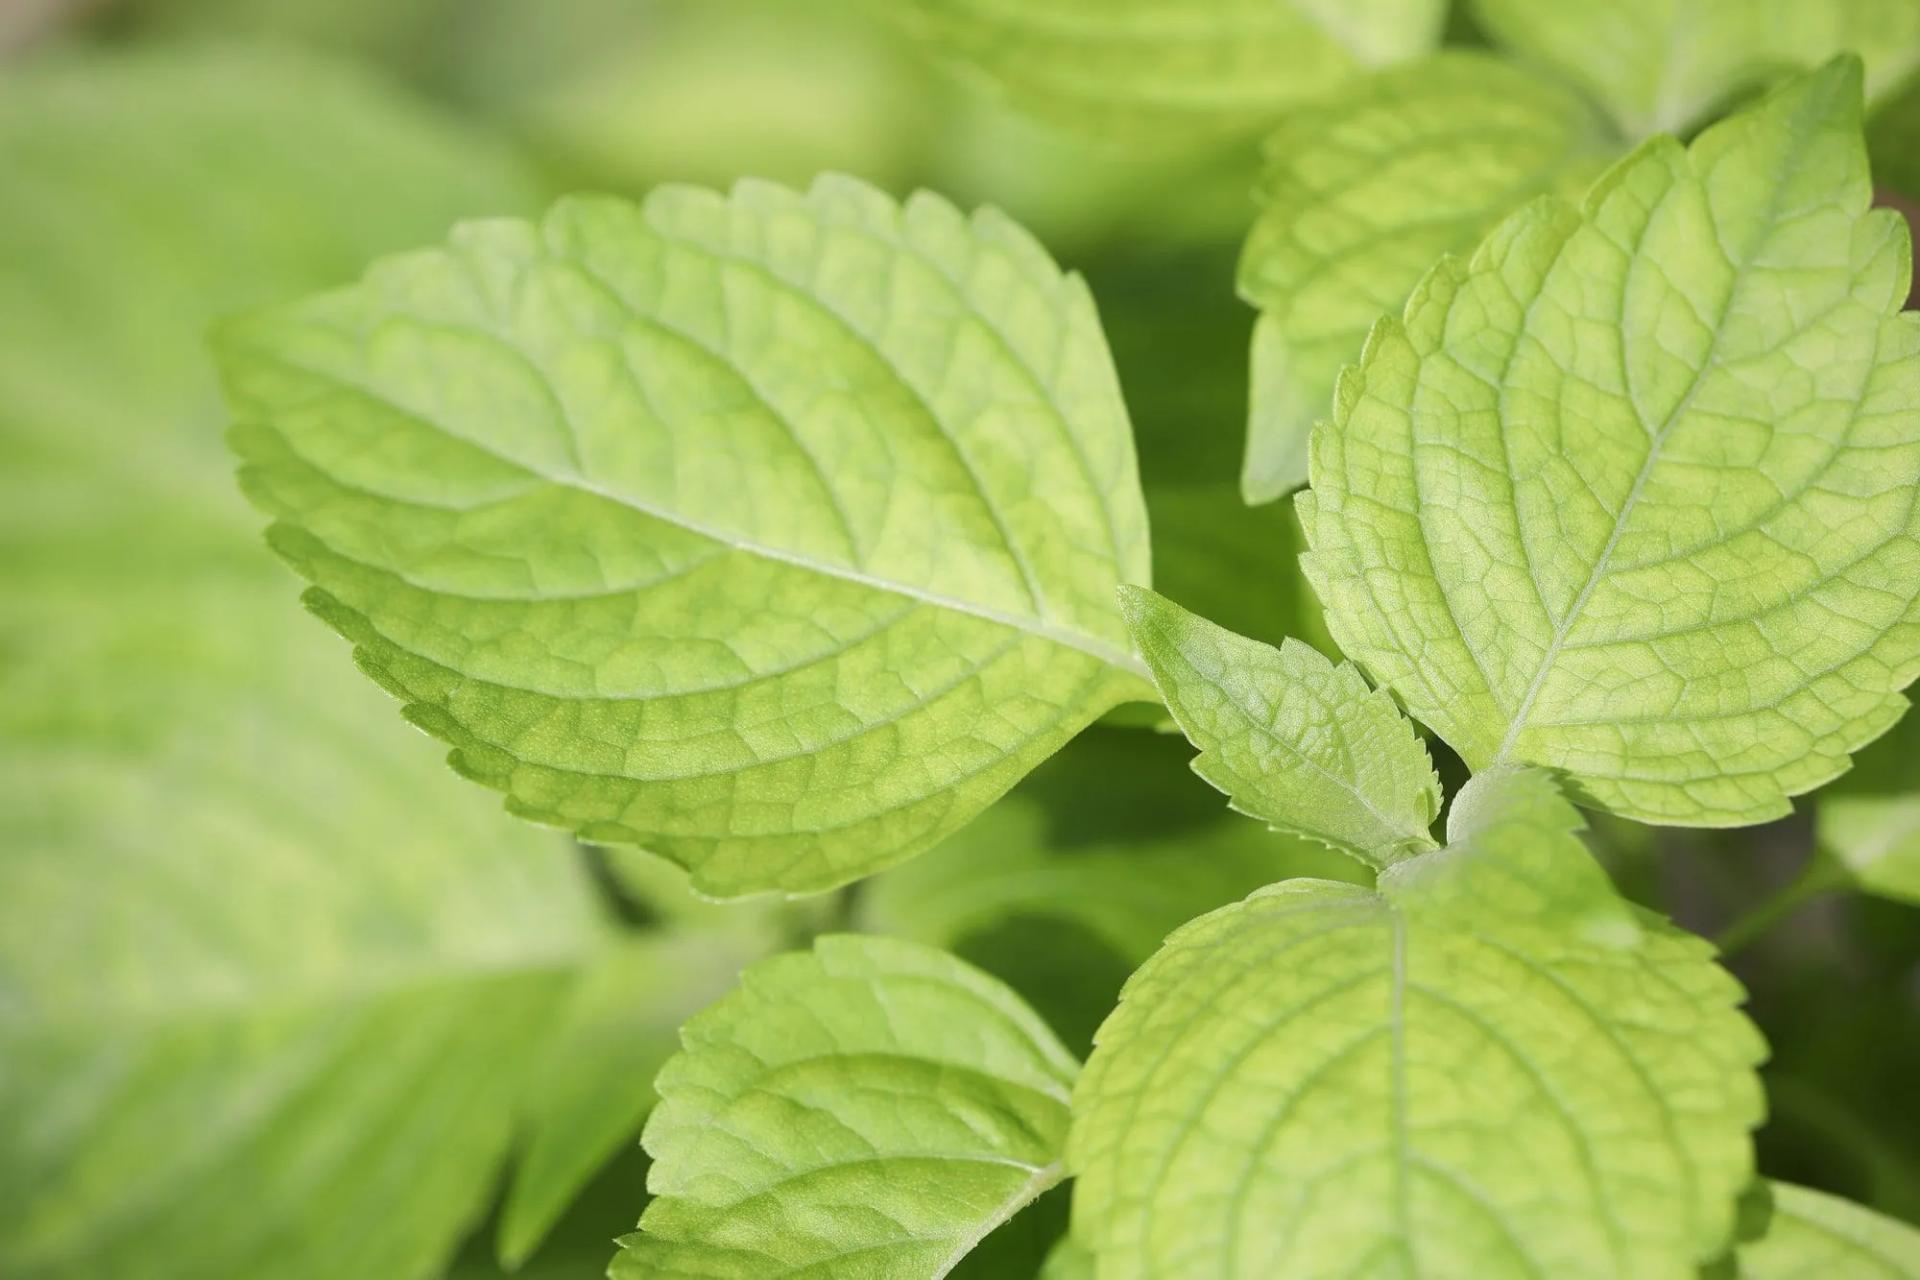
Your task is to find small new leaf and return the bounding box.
[1735,1182,1920,1277]
[876,0,1448,146]
[1119,587,1440,864]
[1239,51,1615,501]
[218,175,1157,898]
[615,934,1078,1278]
[1070,770,1764,1279]
[1303,59,1920,826]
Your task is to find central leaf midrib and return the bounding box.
[261,349,1152,683]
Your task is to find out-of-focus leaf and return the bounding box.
[1735,1182,1920,1277]
[1472,0,1920,136]
[1818,708,1920,905]
[0,46,692,1279]
[876,0,1448,146]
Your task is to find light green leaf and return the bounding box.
[1817,706,1920,904]
[218,174,1157,899]
[613,934,1078,1278]
[0,45,659,1280]
[498,929,763,1268]
[1472,0,1920,137]
[874,0,1447,146]
[1119,587,1440,864]
[1040,1236,1096,1280]
[1736,1183,1920,1278]
[1238,51,1616,502]
[1070,769,1764,1279]
[1302,59,1920,827]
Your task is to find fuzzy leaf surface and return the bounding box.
[1069,769,1764,1278]
[1239,51,1615,501]
[613,934,1078,1278]
[1120,587,1439,864]
[219,175,1156,897]
[1302,60,1920,826]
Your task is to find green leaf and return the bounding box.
[1736,1183,1920,1277]
[1119,588,1440,864]
[217,174,1158,898]
[0,46,663,1280]
[1302,59,1920,827]
[874,0,1448,145]
[1817,706,1920,904]
[1471,0,1920,137]
[1238,51,1616,501]
[613,934,1078,1278]
[1069,769,1765,1279]
[498,930,764,1268]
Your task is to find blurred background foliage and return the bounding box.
[2,1,1918,1277]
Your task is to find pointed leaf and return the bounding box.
[218,175,1157,898]
[613,935,1077,1278]
[1120,587,1440,864]
[1303,60,1920,826]
[1069,770,1765,1278]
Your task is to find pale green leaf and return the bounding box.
[612,934,1078,1278]
[1472,0,1920,136]
[498,929,763,1268]
[1069,769,1764,1279]
[217,174,1157,898]
[1302,59,1920,827]
[1736,1183,1920,1278]
[0,46,652,1280]
[1119,587,1440,864]
[1040,1236,1095,1280]
[874,0,1448,146]
[1238,51,1616,501]
[1817,706,1920,904]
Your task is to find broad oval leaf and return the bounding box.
[1302,60,1920,826]
[876,0,1448,146]
[1736,1182,1920,1278]
[1238,51,1616,501]
[1471,0,1920,137]
[1120,587,1440,864]
[1069,769,1764,1279]
[615,934,1078,1278]
[218,175,1157,897]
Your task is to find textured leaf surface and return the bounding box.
[1736,1183,1920,1277]
[1238,51,1615,501]
[1302,60,1920,826]
[1817,706,1920,904]
[614,934,1078,1278]
[1472,0,1920,136]
[1070,769,1765,1279]
[875,0,1447,145]
[219,174,1156,897]
[1120,588,1439,864]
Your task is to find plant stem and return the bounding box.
[1714,853,1848,957]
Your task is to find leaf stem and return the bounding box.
[1714,853,1849,957]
